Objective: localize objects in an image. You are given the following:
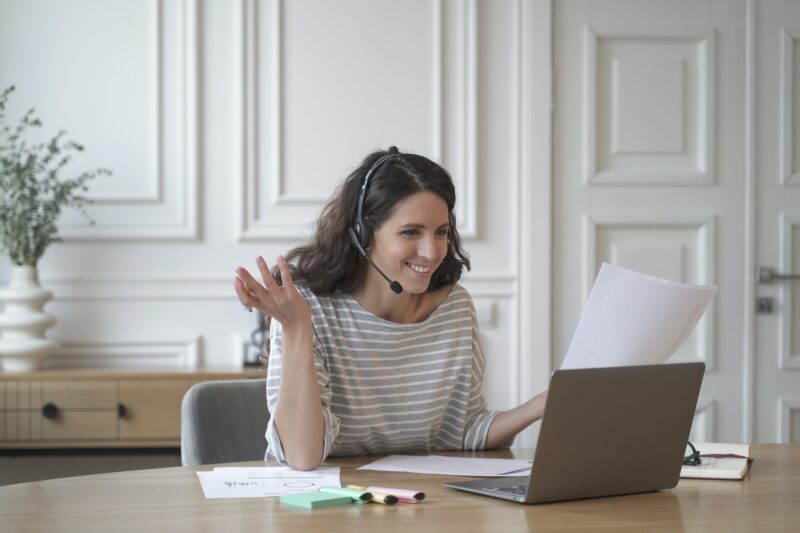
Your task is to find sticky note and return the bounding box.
[279,492,353,509]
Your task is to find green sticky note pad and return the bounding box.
[280,491,353,509]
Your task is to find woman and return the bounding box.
[234,147,547,470]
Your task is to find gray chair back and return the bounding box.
[180,378,268,466]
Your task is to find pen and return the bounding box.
[366,486,425,504]
[347,485,398,505]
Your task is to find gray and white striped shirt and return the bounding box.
[264,282,501,463]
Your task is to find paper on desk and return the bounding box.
[357,455,533,477]
[561,263,716,370]
[196,466,340,499]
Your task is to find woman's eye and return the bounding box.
[402,229,420,236]
[436,229,449,237]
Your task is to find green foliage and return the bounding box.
[0,86,110,266]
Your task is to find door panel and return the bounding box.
[555,0,745,442]
[755,0,800,443]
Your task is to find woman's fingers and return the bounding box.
[233,275,259,308]
[234,257,303,324]
[256,256,281,292]
[235,267,264,295]
[277,255,295,289]
[235,267,276,310]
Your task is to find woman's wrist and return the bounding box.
[531,390,548,421]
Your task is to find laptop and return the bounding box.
[445,362,705,504]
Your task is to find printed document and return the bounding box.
[196,466,341,499]
[358,455,533,477]
[561,263,716,369]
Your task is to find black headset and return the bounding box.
[348,152,404,294]
[349,152,402,250]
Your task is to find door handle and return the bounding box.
[759,267,800,284]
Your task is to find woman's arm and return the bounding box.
[270,323,325,470]
[484,391,548,449]
[235,255,326,470]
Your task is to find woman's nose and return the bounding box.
[418,235,438,260]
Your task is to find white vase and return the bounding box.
[0,265,59,371]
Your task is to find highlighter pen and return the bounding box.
[347,485,398,505]
[318,486,372,504]
[367,486,425,504]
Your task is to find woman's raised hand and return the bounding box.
[234,255,311,329]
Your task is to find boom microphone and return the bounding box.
[349,228,403,294]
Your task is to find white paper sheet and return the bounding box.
[561,263,716,370]
[357,455,533,477]
[196,466,341,499]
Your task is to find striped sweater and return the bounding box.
[264,282,501,462]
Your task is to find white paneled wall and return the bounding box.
[0,0,552,446]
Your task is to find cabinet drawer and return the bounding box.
[42,381,116,408]
[42,411,118,440]
[118,380,190,439]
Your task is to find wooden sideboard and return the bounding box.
[0,369,264,449]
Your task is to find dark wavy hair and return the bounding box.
[282,146,471,294]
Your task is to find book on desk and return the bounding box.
[680,442,752,480]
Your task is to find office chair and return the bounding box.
[180,379,268,466]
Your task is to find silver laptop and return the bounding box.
[445,362,704,504]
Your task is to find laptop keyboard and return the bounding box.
[487,484,527,496]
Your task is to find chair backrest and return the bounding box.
[180,378,268,466]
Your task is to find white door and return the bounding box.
[754,0,800,443]
[554,0,746,442]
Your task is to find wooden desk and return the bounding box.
[0,445,797,532]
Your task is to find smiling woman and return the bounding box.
[233,147,548,471]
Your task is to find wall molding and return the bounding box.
[692,397,716,443]
[90,0,161,205]
[42,271,516,301]
[780,28,800,186]
[59,0,199,240]
[779,396,800,442]
[742,0,757,446]
[779,212,800,370]
[46,337,202,369]
[236,0,478,240]
[582,26,716,185]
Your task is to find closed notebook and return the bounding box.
[680,442,751,480]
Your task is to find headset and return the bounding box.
[348,152,404,294]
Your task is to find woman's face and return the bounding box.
[369,191,451,294]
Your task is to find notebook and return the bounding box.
[680,442,751,480]
[445,362,705,504]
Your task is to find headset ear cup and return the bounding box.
[360,223,371,249]
[351,221,368,250]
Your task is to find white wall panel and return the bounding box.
[0,0,550,426]
[0,0,199,239]
[238,0,478,240]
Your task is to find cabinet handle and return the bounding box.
[117,403,127,418]
[41,402,59,419]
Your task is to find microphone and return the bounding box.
[349,228,403,294]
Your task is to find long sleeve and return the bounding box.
[461,300,503,450]
[264,318,341,464]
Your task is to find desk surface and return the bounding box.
[0,444,798,532]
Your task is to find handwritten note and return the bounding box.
[196,466,341,499]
